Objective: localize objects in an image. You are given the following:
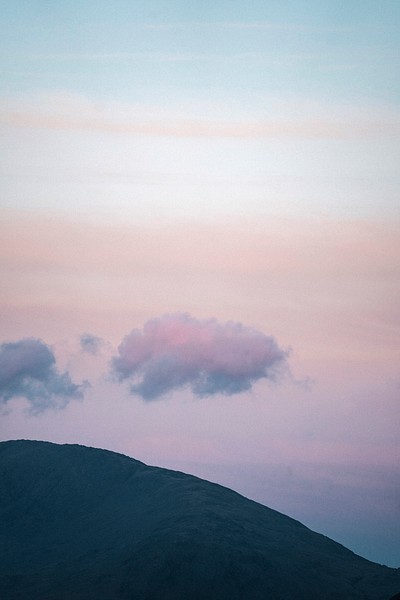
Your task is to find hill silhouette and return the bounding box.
[0,439,399,599]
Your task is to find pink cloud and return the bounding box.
[112,314,288,400]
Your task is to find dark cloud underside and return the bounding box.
[0,338,85,413]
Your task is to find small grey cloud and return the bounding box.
[80,333,103,355]
[111,313,289,401]
[0,338,86,414]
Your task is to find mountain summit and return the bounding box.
[0,439,399,599]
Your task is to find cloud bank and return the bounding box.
[111,314,288,400]
[0,338,85,413]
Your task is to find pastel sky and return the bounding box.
[0,1,399,567]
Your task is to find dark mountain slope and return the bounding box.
[0,440,399,600]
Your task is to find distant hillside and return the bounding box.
[0,440,399,600]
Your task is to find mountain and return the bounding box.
[0,440,399,600]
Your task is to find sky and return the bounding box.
[0,0,399,567]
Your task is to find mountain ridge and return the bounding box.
[1,439,399,600]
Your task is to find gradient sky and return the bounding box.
[0,1,399,567]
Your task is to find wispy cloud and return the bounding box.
[139,21,354,34]
[80,333,104,355]
[0,338,86,414]
[2,93,398,139]
[28,51,319,66]
[29,52,220,63]
[111,313,288,400]
[3,109,399,139]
